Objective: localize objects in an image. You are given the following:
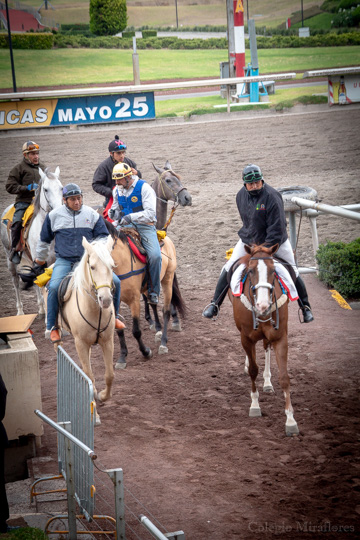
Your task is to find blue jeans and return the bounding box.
[134,223,162,296]
[47,257,121,330]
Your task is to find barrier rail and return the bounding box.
[57,346,96,519]
[289,197,360,274]
[0,73,297,126]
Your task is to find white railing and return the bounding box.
[0,72,297,114]
[289,197,360,274]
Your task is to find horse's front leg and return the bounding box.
[98,336,114,402]
[263,341,274,393]
[273,337,299,436]
[242,338,261,417]
[143,293,155,330]
[115,328,128,369]
[8,260,24,315]
[132,314,153,360]
[35,286,45,318]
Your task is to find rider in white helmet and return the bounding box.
[202,164,314,323]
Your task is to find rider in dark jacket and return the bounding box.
[202,164,314,323]
[34,183,125,343]
[5,141,45,264]
[92,136,141,206]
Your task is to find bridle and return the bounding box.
[246,256,280,330]
[75,256,114,344]
[157,170,188,230]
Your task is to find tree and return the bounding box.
[89,0,127,36]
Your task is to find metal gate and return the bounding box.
[57,345,96,518]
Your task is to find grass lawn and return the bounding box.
[1,47,359,89]
[155,84,328,117]
[14,0,323,29]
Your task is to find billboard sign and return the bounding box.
[0,92,155,130]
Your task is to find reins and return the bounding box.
[242,255,286,330]
[74,255,114,344]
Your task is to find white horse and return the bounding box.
[50,236,116,424]
[1,167,63,316]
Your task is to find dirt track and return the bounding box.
[1,104,360,539]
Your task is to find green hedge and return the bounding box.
[122,31,135,38]
[0,32,54,49]
[316,238,360,299]
[141,30,157,38]
[38,31,360,50]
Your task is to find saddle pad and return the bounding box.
[1,204,34,226]
[127,236,147,264]
[2,205,15,222]
[230,262,298,301]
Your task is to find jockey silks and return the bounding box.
[116,179,145,217]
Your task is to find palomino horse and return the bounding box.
[1,167,63,316]
[143,160,192,331]
[51,236,116,424]
[106,224,186,368]
[231,244,299,436]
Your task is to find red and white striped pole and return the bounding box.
[234,0,246,78]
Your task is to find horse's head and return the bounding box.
[245,244,279,316]
[35,167,63,214]
[152,162,192,207]
[76,236,115,310]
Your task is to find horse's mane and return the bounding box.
[72,238,114,292]
[240,244,273,267]
[33,168,58,215]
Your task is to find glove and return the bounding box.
[33,261,47,276]
[27,183,39,191]
[108,208,115,219]
[120,215,131,226]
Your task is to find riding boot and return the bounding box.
[295,276,314,323]
[202,270,229,319]
[9,221,22,264]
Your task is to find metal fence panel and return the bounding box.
[57,346,96,518]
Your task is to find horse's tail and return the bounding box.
[172,273,187,319]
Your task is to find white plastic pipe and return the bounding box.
[291,197,360,222]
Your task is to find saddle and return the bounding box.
[122,228,147,263]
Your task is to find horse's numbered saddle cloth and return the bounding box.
[230,261,299,301]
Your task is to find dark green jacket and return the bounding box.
[6,158,46,203]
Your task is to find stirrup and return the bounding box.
[202,302,219,320]
[298,306,314,324]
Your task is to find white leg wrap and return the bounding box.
[249,390,261,417]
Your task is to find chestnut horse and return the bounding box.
[231,244,299,436]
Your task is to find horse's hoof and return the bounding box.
[155,331,162,343]
[95,416,101,426]
[171,322,182,332]
[158,345,168,355]
[115,360,127,370]
[249,408,262,417]
[263,385,274,393]
[143,348,153,359]
[286,423,299,436]
[149,323,155,331]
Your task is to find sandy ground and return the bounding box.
[1,104,360,539]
